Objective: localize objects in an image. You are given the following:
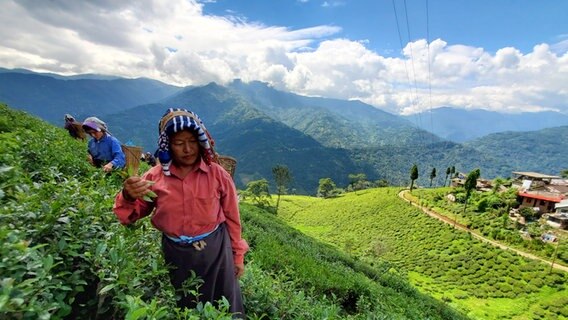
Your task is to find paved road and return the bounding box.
[399,190,568,273]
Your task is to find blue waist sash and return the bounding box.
[165,225,219,244]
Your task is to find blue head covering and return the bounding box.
[156,108,217,176]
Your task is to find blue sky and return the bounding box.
[0,0,567,115]
[203,0,568,55]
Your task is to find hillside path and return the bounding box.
[399,190,568,273]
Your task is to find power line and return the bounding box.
[403,0,424,136]
[391,0,431,187]
[392,1,418,125]
[392,0,425,146]
[426,0,435,146]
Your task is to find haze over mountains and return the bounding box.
[1,68,566,193]
[404,107,568,142]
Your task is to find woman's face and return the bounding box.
[170,130,200,168]
[86,130,104,140]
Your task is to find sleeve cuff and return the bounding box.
[121,189,136,202]
[233,253,245,265]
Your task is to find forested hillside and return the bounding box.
[228,80,442,149]
[101,83,512,193]
[105,83,363,194]
[0,103,467,319]
[350,141,512,186]
[463,126,568,176]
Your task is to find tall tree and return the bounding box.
[429,168,437,187]
[500,187,519,214]
[348,173,368,191]
[272,164,292,213]
[318,178,337,198]
[244,179,271,208]
[449,166,456,187]
[457,168,481,226]
[375,179,389,187]
[409,164,419,192]
[444,167,451,187]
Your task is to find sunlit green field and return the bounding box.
[275,188,568,320]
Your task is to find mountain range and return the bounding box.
[0,68,181,124]
[1,68,566,193]
[403,106,568,142]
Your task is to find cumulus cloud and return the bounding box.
[0,0,567,115]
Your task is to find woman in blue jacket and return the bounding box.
[82,117,125,172]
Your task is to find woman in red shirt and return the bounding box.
[113,108,248,318]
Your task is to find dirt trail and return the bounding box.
[399,190,568,273]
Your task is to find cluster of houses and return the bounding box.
[511,172,568,230]
[452,171,568,230]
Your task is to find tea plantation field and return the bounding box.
[1,104,468,319]
[276,190,568,320]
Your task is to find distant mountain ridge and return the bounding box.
[0,67,122,80]
[463,126,568,176]
[2,69,567,194]
[228,80,441,149]
[106,83,363,193]
[404,107,568,142]
[0,69,182,124]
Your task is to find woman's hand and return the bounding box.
[234,263,245,278]
[102,162,114,172]
[123,176,151,200]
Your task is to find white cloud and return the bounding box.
[322,1,346,8]
[0,0,567,115]
[551,39,568,56]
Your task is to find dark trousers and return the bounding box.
[161,223,245,318]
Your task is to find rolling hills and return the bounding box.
[1,69,567,194]
[0,103,469,319]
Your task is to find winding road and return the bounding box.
[399,190,568,273]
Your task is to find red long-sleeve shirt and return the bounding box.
[113,160,248,265]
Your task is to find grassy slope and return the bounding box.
[0,104,467,319]
[276,189,568,320]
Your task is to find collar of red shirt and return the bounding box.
[168,158,210,178]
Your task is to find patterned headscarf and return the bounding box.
[64,114,75,122]
[156,108,218,176]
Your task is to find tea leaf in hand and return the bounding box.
[142,182,157,202]
[118,166,136,180]
[143,193,156,202]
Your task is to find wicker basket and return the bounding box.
[218,155,237,178]
[121,145,142,173]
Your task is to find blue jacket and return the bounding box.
[88,134,126,169]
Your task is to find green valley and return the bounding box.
[275,190,568,320]
[1,104,468,319]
